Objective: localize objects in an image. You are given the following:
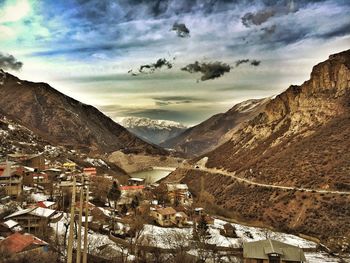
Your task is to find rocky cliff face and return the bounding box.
[203,49,350,190]
[161,98,270,156]
[169,50,350,251]
[0,71,166,155]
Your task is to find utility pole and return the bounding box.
[82,176,89,263]
[76,177,84,263]
[67,175,76,263]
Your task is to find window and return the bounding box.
[268,255,281,263]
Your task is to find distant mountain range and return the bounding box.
[0,70,165,156]
[161,98,270,156]
[119,117,187,145]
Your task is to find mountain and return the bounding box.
[161,98,270,156]
[119,117,187,145]
[0,112,127,178]
[0,70,166,155]
[203,49,350,190]
[166,49,350,251]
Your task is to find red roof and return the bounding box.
[120,185,145,191]
[0,232,47,254]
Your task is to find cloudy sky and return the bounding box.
[0,0,349,125]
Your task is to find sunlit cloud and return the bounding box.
[0,0,31,23]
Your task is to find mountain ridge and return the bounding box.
[161,98,270,156]
[0,70,166,156]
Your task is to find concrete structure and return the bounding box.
[0,161,23,197]
[243,239,306,263]
[166,183,192,206]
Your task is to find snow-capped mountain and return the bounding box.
[119,117,187,145]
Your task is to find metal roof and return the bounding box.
[243,239,306,261]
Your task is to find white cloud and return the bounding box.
[0,0,31,23]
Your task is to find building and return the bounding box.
[151,207,177,227]
[150,207,188,227]
[0,161,23,197]
[4,207,61,230]
[0,232,48,255]
[166,183,192,206]
[128,177,145,186]
[7,153,45,171]
[83,167,97,176]
[243,239,306,263]
[63,162,76,171]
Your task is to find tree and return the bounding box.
[108,181,121,231]
[196,215,211,242]
[194,215,212,262]
[108,181,121,208]
[90,176,112,206]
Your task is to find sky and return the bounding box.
[0,0,349,126]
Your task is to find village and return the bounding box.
[0,153,344,263]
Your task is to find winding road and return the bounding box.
[189,166,350,195]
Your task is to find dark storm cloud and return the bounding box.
[316,21,350,39]
[250,60,261,66]
[235,59,261,67]
[0,53,23,71]
[181,61,231,81]
[241,0,298,27]
[235,59,250,67]
[129,58,173,75]
[171,22,190,38]
[261,25,277,35]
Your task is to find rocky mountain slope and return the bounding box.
[0,112,127,178]
[161,98,270,156]
[0,70,166,155]
[119,117,187,145]
[167,49,350,252]
[201,49,350,190]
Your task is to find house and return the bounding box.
[173,212,188,227]
[151,207,177,227]
[128,177,145,186]
[243,239,306,263]
[37,201,56,209]
[150,207,188,227]
[0,161,23,197]
[120,185,144,193]
[7,153,45,171]
[0,220,21,237]
[0,232,48,254]
[83,167,97,176]
[166,183,192,206]
[63,162,76,172]
[4,207,61,230]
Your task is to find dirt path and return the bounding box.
[189,167,350,195]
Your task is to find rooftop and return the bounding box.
[243,239,306,261]
[0,232,47,254]
[156,207,177,216]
